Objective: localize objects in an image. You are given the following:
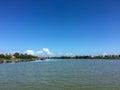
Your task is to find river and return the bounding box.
[0,59,120,90]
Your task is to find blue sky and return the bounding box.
[0,0,120,55]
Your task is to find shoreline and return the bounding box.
[1,58,120,64]
[0,58,37,64]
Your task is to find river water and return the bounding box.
[0,59,120,90]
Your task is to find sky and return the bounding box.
[0,0,120,56]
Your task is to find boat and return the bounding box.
[37,57,46,60]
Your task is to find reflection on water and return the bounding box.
[0,59,120,90]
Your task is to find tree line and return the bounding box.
[0,52,37,60]
[49,55,120,59]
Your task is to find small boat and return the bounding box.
[37,57,46,60]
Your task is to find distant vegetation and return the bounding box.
[0,52,37,63]
[13,52,37,59]
[49,55,120,59]
[1,52,120,64]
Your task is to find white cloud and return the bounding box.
[42,48,52,55]
[26,50,35,55]
[36,51,43,54]
[36,48,53,56]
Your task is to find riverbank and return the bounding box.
[0,52,38,64]
[0,58,36,64]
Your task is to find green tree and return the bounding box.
[4,54,12,60]
[0,54,4,58]
[13,52,20,58]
